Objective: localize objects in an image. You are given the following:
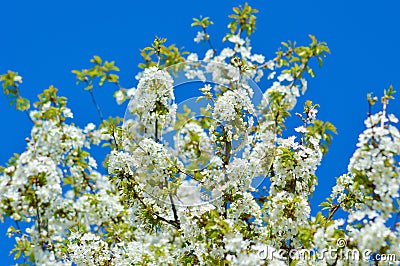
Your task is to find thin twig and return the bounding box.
[136,193,179,229]
[89,89,104,122]
[203,28,217,56]
[165,176,180,225]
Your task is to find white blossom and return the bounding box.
[194,31,206,43]
[13,75,22,83]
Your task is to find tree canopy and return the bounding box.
[0,2,399,265]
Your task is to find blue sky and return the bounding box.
[1,0,400,263]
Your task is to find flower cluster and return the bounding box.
[330,103,400,259]
[128,66,177,132]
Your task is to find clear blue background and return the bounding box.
[1,0,399,264]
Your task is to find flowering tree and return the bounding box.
[1,3,399,265]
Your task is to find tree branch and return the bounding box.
[89,89,104,122]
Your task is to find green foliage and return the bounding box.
[367,92,378,106]
[10,235,33,261]
[175,105,195,130]
[191,16,214,29]
[368,85,396,108]
[382,84,396,104]
[262,91,291,135]
[276,35,330,79]
[279,147,296,168]
[180,251,200,266]
[230,56,256,72]
[2,2,399,265]
[138,37,188,71]
[295,100,337,155]
[101,116,123,151]
[224,2,258,40]
[0,153,19,176]
[261,37,331,137]
[201,209,230,244]
[197,84,213,102]
[152,36,167,55]
[72,55,120,91]
[33,85,69,122]
[0,70,30,111]
[34,85,67,109]
[306,120,337,156]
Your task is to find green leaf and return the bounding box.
[318,57,323,67]
[91,55,102,65]
[309,34,317,45]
